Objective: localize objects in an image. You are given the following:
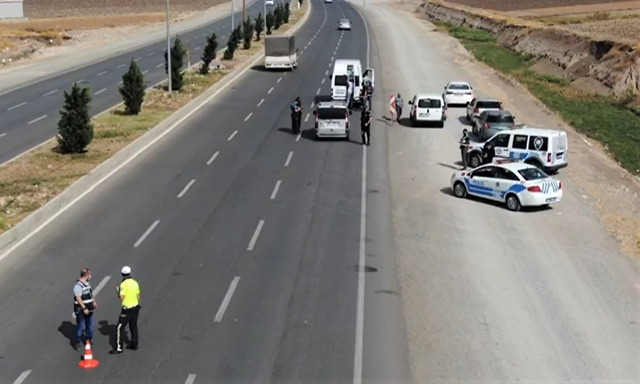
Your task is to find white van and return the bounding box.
[408,93,447,127]
[330,59,374,104]
[467,127,568,173]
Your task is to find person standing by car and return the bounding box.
[361,107,372,146]
[395,93,404,122]
[73,268,98,351]
[459,128,470,169]
[291,97,302,134]
[482,141,495,165]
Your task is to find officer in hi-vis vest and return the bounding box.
[73,268,98,350]
[111,266,141,354]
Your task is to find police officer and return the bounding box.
[73,268,98,350]
[459,128,470,169]
[290,97,302,134]
[361,107,372,146]
[482,141,495,165]
[112,266,141,354]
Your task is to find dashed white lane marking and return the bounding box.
[156,63,164,68]
[77,79,86,84]
[268,87,274,94]
[321,78,325,84]
[206,151,219,165]
[214,276,240,322]
[245,112,253,121]
[0,133,6,138]
[148,52,156,56]
[142,70,149,75]
[325,69,329,76]
[284,151,293,167]
[7,102,26,111]
[117,63,126,69]
[95,88,107,95]
[184,374,197,384]
[309,102,314,108]
[270,180,282,200]
[304,113,310,122]
[247,220,265,251]
[43,89,58,97]
[328,63,332,68]
[177,179,196,198]
[195,46,201,50]
[93,276,111,296]
[257,98,265,107]
[277,77,282,83]
[316,88,321,95]
[136,56,142,61]
[296,134,301,142]
[28,115,47,125]
[228,130,238,141]
[331,56,334,61]
[118,80,123,85]
[134,220,160,248]
[12,370,32,384]
[97,71,108,77]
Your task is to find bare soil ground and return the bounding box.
[562,17,640,42]
[23,0,228,18]
[443,0,638,12]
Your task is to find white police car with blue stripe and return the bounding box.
[450,161,563,211]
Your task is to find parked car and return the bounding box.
[442,81,474,106]
[408,93,447,127]
[473,110,516,141]
[466,98,502,122]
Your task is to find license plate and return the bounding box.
[545,198,557,203]
[556,152,564,159]
[454,92,464,95]
[419,113,428,117]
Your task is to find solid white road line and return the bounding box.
[177,179,196,198]
[207,151,219,165]
[95,88,107,95]
[284,151,293,167]
[0,133,6,138]
[270,180,282,200]
[12,370,32,384]
[296,134,301,142]
[245,112,253,121]
[117,63,126,69]
[42,89,58,97]
[184,374,197,384]
[156,63,164,68]
[268,87,274,94]
[247,220,265,251]
[277,77,282,83]
[28,115,47,125]
[257,98,265,107]
[134,220,160,248]
[214,276,240,322]
[7,102,26,111]
[93,276,111,296]
[304,113,310,122]
[97,71,107,76]
[148,52,156,56]
[228,130,238,141]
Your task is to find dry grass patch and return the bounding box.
[0,1,308,235]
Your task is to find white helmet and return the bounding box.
[121,266,132,275]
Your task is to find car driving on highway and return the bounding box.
[450,161,563,211]
[338,19,352,30]
[443,81,474,106]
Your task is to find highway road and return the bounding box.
[0,0,268,167]
[0,0,411,383]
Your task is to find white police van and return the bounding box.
[466,127,568,173]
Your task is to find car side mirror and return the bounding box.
[444,86,447,89]
[329,75,332,79]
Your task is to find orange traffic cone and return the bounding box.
[78,340,100,369]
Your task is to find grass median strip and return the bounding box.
[0,1,308,235]
[434,21,640,177]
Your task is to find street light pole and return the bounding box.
[242,0,246,23]
[263,0,266,27]
[231,0,234,31]
[166,0,172,92]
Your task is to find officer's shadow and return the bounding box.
[58,321,77,349]
[98,320,118,350]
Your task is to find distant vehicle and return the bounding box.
[473,110,516,141]
[466,127,568,172]
[466,98,502,122]
[325,0,333,3]
[329,59,375,106]
[408,93,447,127]
[442,81,474,106]
[265,0,274,5]
[450,162,563,211]
[338,19,352,30]
[314,96,351,139]
[264,36,298,70]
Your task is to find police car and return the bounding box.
[450,161,563,211]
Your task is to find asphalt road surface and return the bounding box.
[0,0,410,383]
[0,0,266,167]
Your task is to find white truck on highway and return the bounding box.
[264,36,298,70]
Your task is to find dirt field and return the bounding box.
[23,0,228,18]
[443,0,639,12]
[564,17,640,42]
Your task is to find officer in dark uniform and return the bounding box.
[291,97,302,134]
[73,268,98,350]
[459,128,470,169]
[360,107,372,146]
[482,141,495,165]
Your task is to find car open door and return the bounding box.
[365,68,375,88]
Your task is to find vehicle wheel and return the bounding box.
[453,181,467,198]
[469,153,482,168]
[505,194,522,212]
[439,121,445,128]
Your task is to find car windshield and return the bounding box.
[478,101,502,109]
[317,108,346,120]
[448,83,470,90]
[518,167,549,181]
[340,19,350,23]
[486,114,514,123]
[418,98,441,108]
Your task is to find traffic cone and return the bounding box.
[78,340,100,369]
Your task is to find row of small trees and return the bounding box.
[56,2,292,154]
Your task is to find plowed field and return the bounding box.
[443,0,636,12]
[23,0,228,18]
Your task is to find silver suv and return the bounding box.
[314,97,351,139]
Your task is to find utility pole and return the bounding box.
[166,0,172,93]
[242,0,246,22]
[231,0,234,32]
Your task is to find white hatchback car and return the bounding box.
[408,93,446,127]
[265,0,274,5]
[442,81,474,106]
[338,19,351,30]
[450,161,563,211]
